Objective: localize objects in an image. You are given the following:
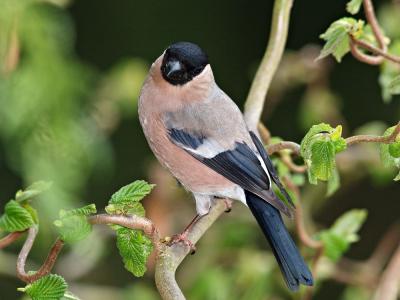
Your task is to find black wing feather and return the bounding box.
[249,131,295,207]
[168,128,292,216]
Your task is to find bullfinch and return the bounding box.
[138,41,313,291]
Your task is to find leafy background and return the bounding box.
[0,0,399,299]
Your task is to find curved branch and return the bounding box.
[16,226,64,283]
[0,231,26,249]
[345,121,400,146]
[88,214,162,253]
[363,0,387,52]
[350,37,400,65]
[154,200,229,300]
[244,0,294,131]
[267,141,301,155]
[373,242,400,300]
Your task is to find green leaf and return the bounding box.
[327,168,340,196]
[0,200,35,232]
[346,0,363,15]
[319,18,364,62]
[388,75,400,96]
[379,41,400,102]
[15,181,52,203]
[319,209,368,261]
[115,227,153,277]
[106,181,155,215]
[58,204,96,218]
[109,180,155,204]
[54,204,96,243]
[301,123,346,186]
[380,126,400,180]
[18,274,67,300]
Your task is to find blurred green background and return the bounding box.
[0,0,399,299]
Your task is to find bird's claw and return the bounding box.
[224,199,232,213]
[168,232,196,254]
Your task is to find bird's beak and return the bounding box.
[166,60,182,77]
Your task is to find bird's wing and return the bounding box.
[249,131,294,208]
[164,94,292,216]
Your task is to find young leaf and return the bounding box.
[116,227,153,277]
[346,0,363,15]
[0,200,35,232]
[54,204,96,243]
[15,181,52,203]
[319,18,364,62]
[106,181,155,215]
[380,126,400,181]
[109,180,155,204]
[18,274,67,300]
[319,209,368,261]
[301,123,346,188]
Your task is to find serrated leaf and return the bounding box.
[301,123,346,186]
[58,204,96,218]
[15,181,52,203]
[319,18,364,62]
[0,200,35,232]
[19,274,67,300]
[109,180,155,204]
[54,215,92,243]
[54,205,96,243]
[116,227,153,277]
[319,209,367,261]
[106,181,154,215]
[346,0,363,15]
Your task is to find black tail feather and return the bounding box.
[245,190,313,291]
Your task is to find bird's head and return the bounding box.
[161,42,209,86]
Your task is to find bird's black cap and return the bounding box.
[161,42,209,85]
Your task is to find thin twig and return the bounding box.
[349,38,384,65]
[0,231,26,249]
[244,0,294,131]
[16,226,38,283]
[350,37,400,65]
[373,242,400,300]
[345,121,400,145]
[16,227,64,283]
[88,214,162,253]
[280,154,307,173]
[363,0,387,51]
[267,141,301,156]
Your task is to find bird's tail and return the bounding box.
[245,190,313,291]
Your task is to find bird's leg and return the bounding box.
[168,214,203,254]
[223,199,233,213]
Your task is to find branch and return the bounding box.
[88,214,162,253]
[244,0,294,131]
[345,121,400,146]
[0,231,26,249]
[363,0,387,51]
[267,141,301,155]
[373,242,400,300]
[16,226,64,283]
[154,200,229,300]
[350,37,400,65]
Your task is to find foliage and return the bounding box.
[106,181,155,277]
[318,209,368,261]
[380,126,400,181]
[300,123,346,194]
[18,274,67,300]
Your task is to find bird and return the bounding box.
[138,41,313,291]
